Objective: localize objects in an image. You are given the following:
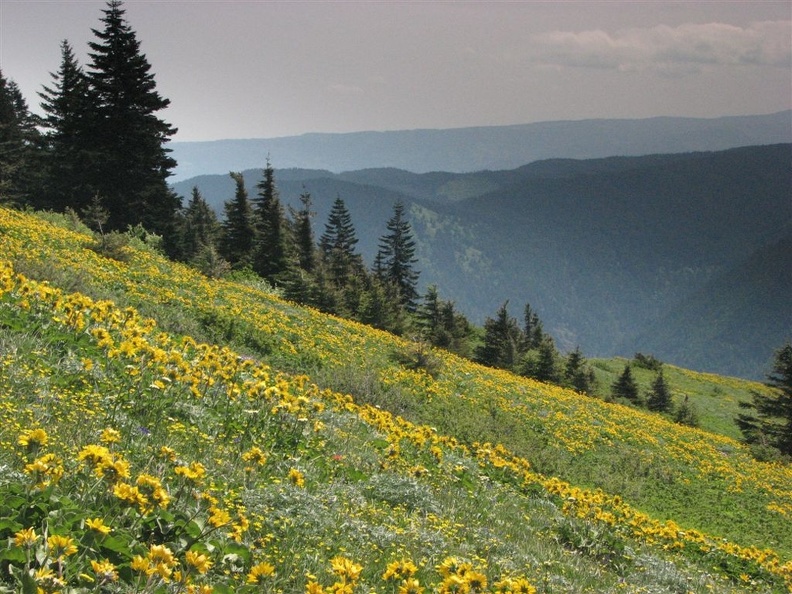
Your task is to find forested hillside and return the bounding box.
[174,144,792,379]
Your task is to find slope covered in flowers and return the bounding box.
[0,207,790,593]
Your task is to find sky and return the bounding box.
[1,0,790,142]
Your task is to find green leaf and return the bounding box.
[0,547,26,563]
[21,571,37,594]
[100,534,132,559]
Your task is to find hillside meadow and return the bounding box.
[0,206,790,593]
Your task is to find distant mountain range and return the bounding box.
[172,143,792,380]
[169,111,792,181]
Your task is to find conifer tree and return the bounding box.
[38,40,93,212]
[252,160,289,280]
[416,285,473,357]
[376,200,420,311]
[476,301,522,370]
[291,189,316,273]
[320,196,364,286]
[85,0,179,236]
[0,70,40,205]
[221,172,256,269]
[522,303,545,351]
[646,369,673,413]
[675,395,700,427]
[564,347,594,394]
[611,363,640,404]
[179,187,220,262]
[356,276,405,334]
[533,336,561,383]
[737,343,792,456]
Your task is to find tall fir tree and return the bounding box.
[563,346,595,395]
[646,369,673,413]
[417,285,472,356]
[522,303,545,351]
[737,343,792,456]
[376,200,420,311]
[320,196,364,286]
[38,40,94,212]
[0,70,40,206]
[476,301,522,370]
[291,189,316,273]
[611,364,640,404]
[178,186,220,263]
[221,172,256,269]
[85,0,180,236]
[252,160,289,281]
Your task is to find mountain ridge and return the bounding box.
[169,110,792,181]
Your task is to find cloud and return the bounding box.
[531,21,791,74]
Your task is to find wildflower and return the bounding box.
[35,566,65,593]
[330,556,362,583]
[187,585,214,594]
[510,579,537,594]
[208,505,232,528]
[159,445,178,461]
[288,468,305,488]
[175,461,206,483]
[383,559,418,581]
[13,527,38,547]
[242,446,267,471]
[78,444,112,467]
[85,517,112,536]
[399,579,425,594]
[113,482,149,511]
[437,557,462,578]
[100,428,122,444]
[305,581,325,594]
[131,555,151,573]
[185,550,212,574]
[438,574,467,594]
[91,559,118,584]
[18,428,48,451]
[47,534,78,559]
[247,561,276,584]
[466,571,488,592]
[146,544,178,581]
[23,453,64,488]
[96,455,131,483]
[137,473,171,509]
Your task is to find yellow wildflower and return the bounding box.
[330,556,362,583]
[18,428,48,451]
[288,468,305,488]
[399,578,425,594]
[100,428,122,444]
[185,550,212,574]
[247,561,276,584]
[383,559,418,581]
[91,559,118,584]
[47,534,78,559]
[13,527,38,547]
[85,518,111,535]
[175,461,206,483]
[208,505,232,528]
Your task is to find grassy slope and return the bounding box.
[589,358,773,441]
[0,207,790,593]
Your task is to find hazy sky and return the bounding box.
[2,1,790,142]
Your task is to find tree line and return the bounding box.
[2,0,789,461]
